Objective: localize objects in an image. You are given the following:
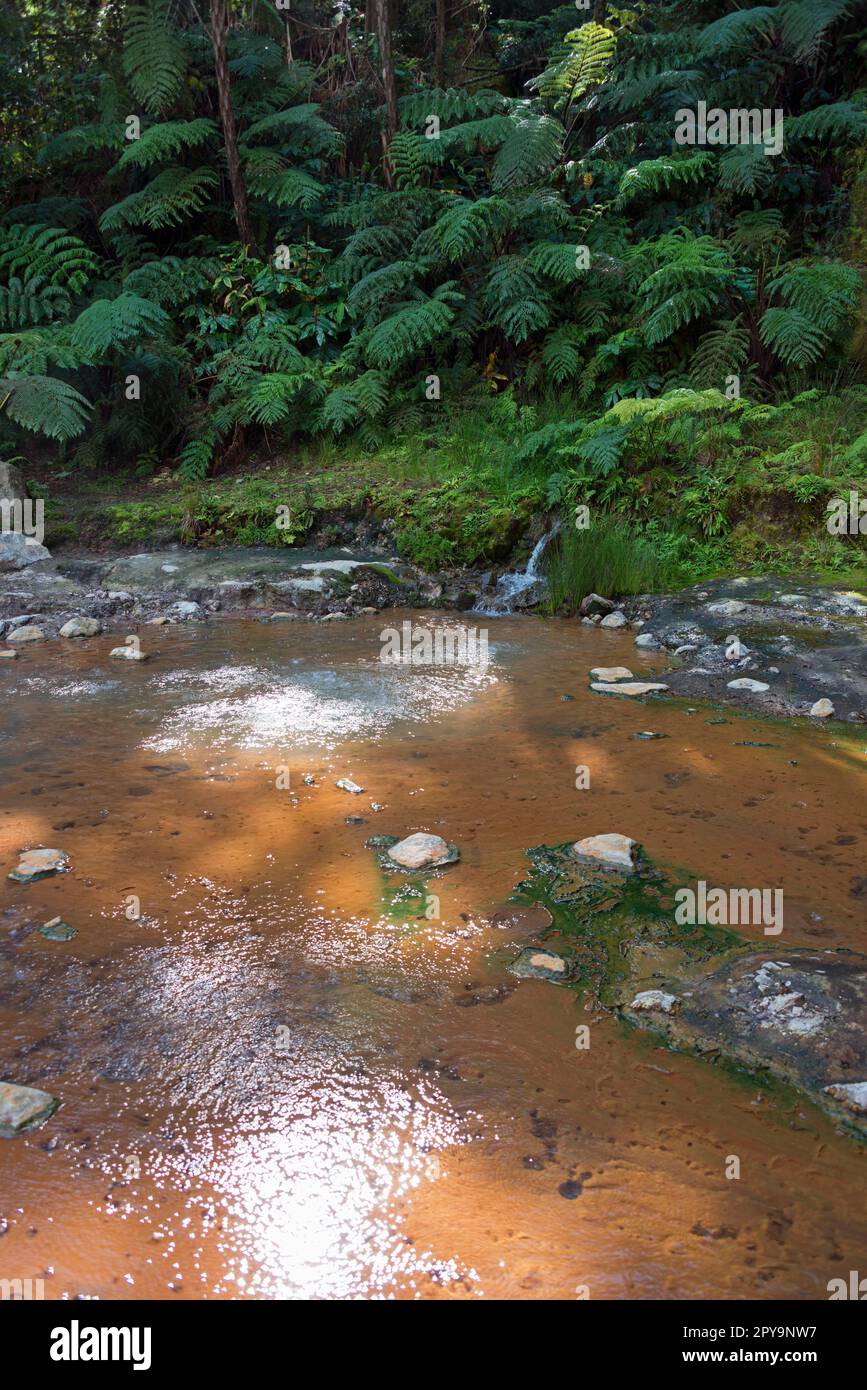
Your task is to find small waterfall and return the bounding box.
[474,522,561,616]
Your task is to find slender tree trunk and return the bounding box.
[209,0,254,250]
[373,0,398,186]
[434,0,446,85]
[593,0,607,23]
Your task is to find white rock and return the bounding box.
[508,949,567,981]
[589,666,634,682]
[164,600,203,622]
[634,633,659,649]
[8,847,69,883]
[0,1081,59,1134]
[572,833,636,873]
[0,648,17,659]
[599,610,627,629]
[823,1081,867,1115]
[336,778,364,794]
[809,698,835,718]
[707,600,747,617]
[631,990,678,1014]
[387,833,451,870]
[727,678,769,693]
[724,636,748,660]
[7,624,45,643]
[591,681,669,696]
[59,616,102,638]
[110,645,149,661]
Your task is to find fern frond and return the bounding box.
[540,325,588,383]
[766,261,861,333]
[100,168,218,231]
[690,318,750,388]
[0,224,99,294]
[365,285,463,369]
[124,0,186,115]
[116,119,218,170]
[785,101,867,145]
[617,152,713,206]
[492,112,563,191]
[760,307,827,365]
[71,294,171,359]
[697,6,778,57]
[532,22,616,109]
[0,373,92,439]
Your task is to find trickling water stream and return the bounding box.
[1,611,865,1299]
[474,524,561,615]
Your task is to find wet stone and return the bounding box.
[0,1082,59,1136]
[388,833,458,870]
[9,848,70,883]
[508,948,567,982]
[572,833,637,874]
[39,918,77,942]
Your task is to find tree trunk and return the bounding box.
[593,0,607,23]
[435,0,446,86]
[209,0,254,250]
[373,0,398,177]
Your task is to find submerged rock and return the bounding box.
[9,847,69,883]
[110,645,148,661]
[634,633,660,649]
[591,680,669,697]
[387,832,455,870]
[589,666,634,682]
[39,917,77,941]
[572,833,637,873]
[0,1081,59,1135]
[336,777,365,794]
[622,951,867,1136]
[508,948,568,982]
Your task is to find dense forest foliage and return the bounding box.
[1,1,866,585]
